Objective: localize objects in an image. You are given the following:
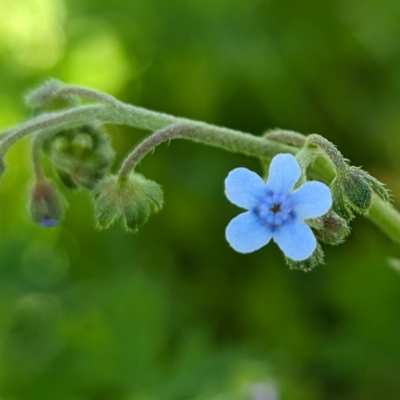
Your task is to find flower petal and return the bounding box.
[226,211,272,253]
[225,168,265,209]
[266,154,301,194]
[292,181,332,219]
[273,220,316,261]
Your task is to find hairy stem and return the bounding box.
[118,123,191,180]
[51,85,123,107]
[31,137,45,181]
[264,129,306,147]
[307,134,348,171]
[0,104,295,159]
[367,194,400,243]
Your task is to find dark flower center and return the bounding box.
[271,204,281,213]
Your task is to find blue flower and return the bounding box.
[225,154,332,261]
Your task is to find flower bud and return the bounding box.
[285,244,324,272]
[331,166,389,220]
[24,79,78,111]
[71,164,110,190]
[43,124,115,190]
[29,180,67,227]
[93,174,163,232]
[72,133,93,155]
[314,211,351,245]
[306,134,390,220]
[341,167,372,213]
[52,136,70,153]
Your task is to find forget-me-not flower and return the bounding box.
[225,154,332,261]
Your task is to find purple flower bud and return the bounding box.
[29,180,67,227]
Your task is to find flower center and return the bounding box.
[271,204,281,213]
[253,191,295,230]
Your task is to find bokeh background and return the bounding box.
[0,0,400,399]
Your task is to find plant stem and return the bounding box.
[31,137,45,181]
[118,123,190,181]
[367,194,400,243]
[0,104,296,158]
[52,85,123,107]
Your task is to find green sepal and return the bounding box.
[364,172,391,203]
[330,178,356,220]
[285,244,325,272]
[93,173,164,232]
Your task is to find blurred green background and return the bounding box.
[1,0,400,399]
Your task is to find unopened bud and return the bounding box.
[29,180,67,227]
[72,133,93,155]
[331,166,389,220]
[71,165,106,190]
[93,174,163,232]
[43,125,115,190]
[314,211,351,245]
[25,79,78,111]
[52,136,70,153]
[306,134,390,219]
[341,167,372,213]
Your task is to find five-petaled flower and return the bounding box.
[225,154,332,261]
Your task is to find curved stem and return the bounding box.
[307,134,348,171]
[51,85,123,107]
[31,137,45,181]
[0,104,295,159]
[264,129,306,147]
[118,123,192,180]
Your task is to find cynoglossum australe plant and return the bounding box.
[0,80,397,271]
